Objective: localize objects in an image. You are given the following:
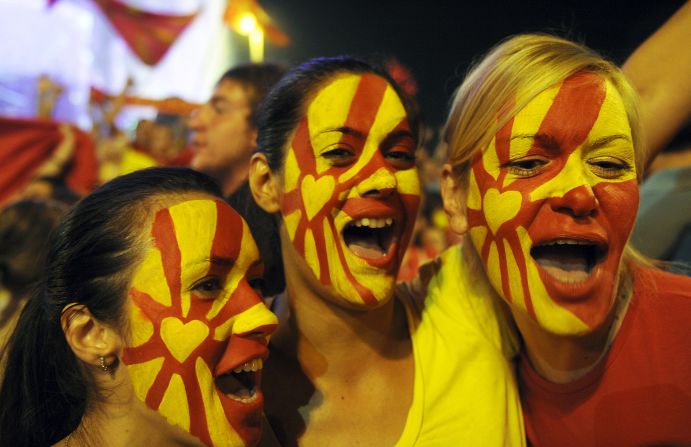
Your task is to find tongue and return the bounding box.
[533,246,590,282]
[347,236,384,259]
[216,373,252,398]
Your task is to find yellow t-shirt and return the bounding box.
[394,245,525,446]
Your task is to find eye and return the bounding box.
[384,146,416,169]
[587,157,633,179]
[191,277,223,300]
[322,146,356,167]
[505,157,549,177]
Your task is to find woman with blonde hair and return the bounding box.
[440,33,691,445]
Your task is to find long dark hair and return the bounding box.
[0,198,67,327]
[230,56,420,296]
[0,167,222,447]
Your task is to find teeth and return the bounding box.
[228,388,259,404]
[543,239,592,246]
[232,358,263,374]
[351,217,393,229]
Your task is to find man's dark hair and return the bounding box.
[219,63,289,127]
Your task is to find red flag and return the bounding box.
[94,0,198,66]
[0,117,98,205]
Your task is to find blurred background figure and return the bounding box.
[0,198,68,346]
[189,63,287,197]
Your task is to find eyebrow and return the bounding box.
[587,134,632,149]
[209,257,234,266]
[510,133,561,155]
[319,126,366,140]
[319,127,415,141]
[210,96,230,106]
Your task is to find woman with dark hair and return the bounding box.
[0,167,278,447]
[232,56,524,445]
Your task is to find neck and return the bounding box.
[515,288,632,383]
[66,368,201,446]
[221,170,249,197]
[273,253,408,382]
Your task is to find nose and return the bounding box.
[232,301,278,339]
[187,105,207,130]
[356,167,397,197]
[549,184,599,218]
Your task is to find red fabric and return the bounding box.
[89,86,199,116]
[165,147,194,167]
[519,267,691,447]
[94,0,197,66]
[0,117,98,205]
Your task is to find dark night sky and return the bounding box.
[251,0,685,128]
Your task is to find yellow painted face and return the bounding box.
[122,199,278,447]
[466,72,638,335]
[279,73,421,306]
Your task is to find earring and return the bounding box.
[98,356,110,373]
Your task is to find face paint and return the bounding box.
[279,73,420,307]
[466,72,638,335]
[122,199,278,447]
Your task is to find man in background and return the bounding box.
[189,63,287,196]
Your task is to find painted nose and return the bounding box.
[356,167,397,197]
[232,301,279,339]
[549,184,599,218]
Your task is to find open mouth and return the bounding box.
[342,217,395,259]
[215,358,263,404]
[531,239,607,283]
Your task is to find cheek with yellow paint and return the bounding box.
[277,73,418,307]
[122,199,272,447]
[467,73,639,336]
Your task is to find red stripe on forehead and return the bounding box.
[152,208,182,308]
[342,73,388,136]
[536,72,606,155]
[495,115,515,186]
[290,118,316,173]
[211,200,242,258]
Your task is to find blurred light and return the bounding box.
[237,12,257,35]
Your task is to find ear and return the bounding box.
[61,304,123,368]
[440,163,469,235]
[249,152,280,214]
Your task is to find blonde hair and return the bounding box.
[443,33,645,180]
[444,33,653,276]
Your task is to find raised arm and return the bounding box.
[622,1,691,167]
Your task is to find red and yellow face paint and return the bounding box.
[122,199,278,447]
[467,72,638,335]
[279,73,420,307]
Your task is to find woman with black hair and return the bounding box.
[231,56,524,446]
[0,167,278,447]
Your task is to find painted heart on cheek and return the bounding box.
[160,318,210,363]
[483,188,522,234]
[301,174,336,221]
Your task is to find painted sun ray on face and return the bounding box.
[338,79,402,184]
[205,202,243,320]
[280,72,420,306]
[124,199,272,446]
[469,71,639,335]
[153,209,184,315]
[511,227,537,320]
[324,214,375,304]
